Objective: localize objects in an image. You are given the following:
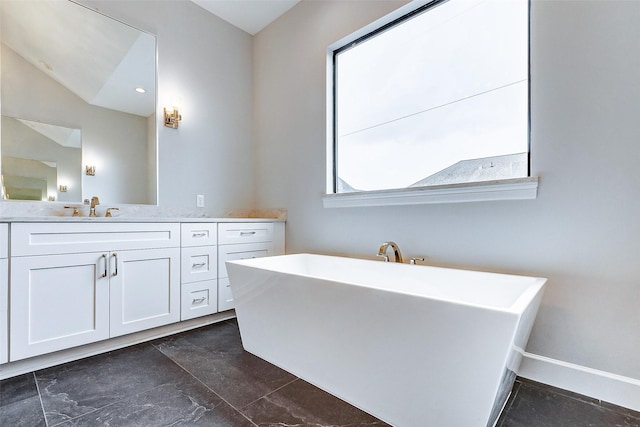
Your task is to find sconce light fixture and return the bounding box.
[85,165,96,176]
[59,185,68,192]
[164,103,182,129]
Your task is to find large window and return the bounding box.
[331,0,529,195]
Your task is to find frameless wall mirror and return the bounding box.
[0,0,157,204]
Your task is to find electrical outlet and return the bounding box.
[196,194,205,208]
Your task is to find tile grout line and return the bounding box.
[150,341,260,427]
[32,372,50,427]
[240,376,300,410]
[219,317,305,412]
[37,342,209,427]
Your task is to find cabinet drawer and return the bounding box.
[218,223,274,245]
[181,223,217,247]
[181,246,217,283]
[218,277,234,312]
[181,280,218,320]
[218,242,272,279]
[11,223,180,256]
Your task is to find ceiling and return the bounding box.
[0,1,299,119]
[1,0,156,117]
[191,0,301,35]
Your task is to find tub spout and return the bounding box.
[377,241,403,263]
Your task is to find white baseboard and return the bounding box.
[519,352,640,412]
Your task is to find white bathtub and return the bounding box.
[226,253,546,427]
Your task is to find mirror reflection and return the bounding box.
[0,0,157,204]
[1,117,81,202]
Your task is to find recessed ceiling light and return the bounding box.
[135,87,146,93]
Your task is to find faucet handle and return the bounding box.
[377,254,390,262]
[105,207,120,217]
[64,206,80,217]
[409,257,425,265]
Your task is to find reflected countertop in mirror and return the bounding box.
[0,0,157,205]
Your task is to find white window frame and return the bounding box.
[323,0,538,208]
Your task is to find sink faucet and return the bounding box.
[89,196,100,217]
[377,241,403,263]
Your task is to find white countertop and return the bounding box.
[0,217,285,223]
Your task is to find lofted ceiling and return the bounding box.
[191,0,301,35]
[0,0,299,118]
[1,0,155,118]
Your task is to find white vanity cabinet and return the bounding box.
[218,222,284,311]
[180,223,218,321]
[9,223,180,361]
[0,224,9,364]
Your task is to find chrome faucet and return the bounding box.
[377,241,403,263]
[89,196,100,217]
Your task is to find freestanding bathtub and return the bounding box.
[226,253,546,427]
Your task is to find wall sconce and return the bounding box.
[164,104,182,129]
[59,185,68,192]
[85,165,96,176]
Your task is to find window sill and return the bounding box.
[322,177,539,208]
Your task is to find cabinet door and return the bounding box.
[10,252,109,361]
[109,248,180,337]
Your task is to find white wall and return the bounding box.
[80,0,255,215]
[253,0,640,384]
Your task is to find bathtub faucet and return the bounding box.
[377,241,403,263]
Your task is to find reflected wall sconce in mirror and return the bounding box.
[86,165,96,176]
[59,185,68,192]
[164,101,182,129]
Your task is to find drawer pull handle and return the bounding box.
[192,297,207,304]
[192,262,206,268]
[192,232,207,238]
[100,254,107,278]
[240,231,256,236]
[112,253,118,276]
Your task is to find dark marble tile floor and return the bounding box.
[1,319,638,426]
